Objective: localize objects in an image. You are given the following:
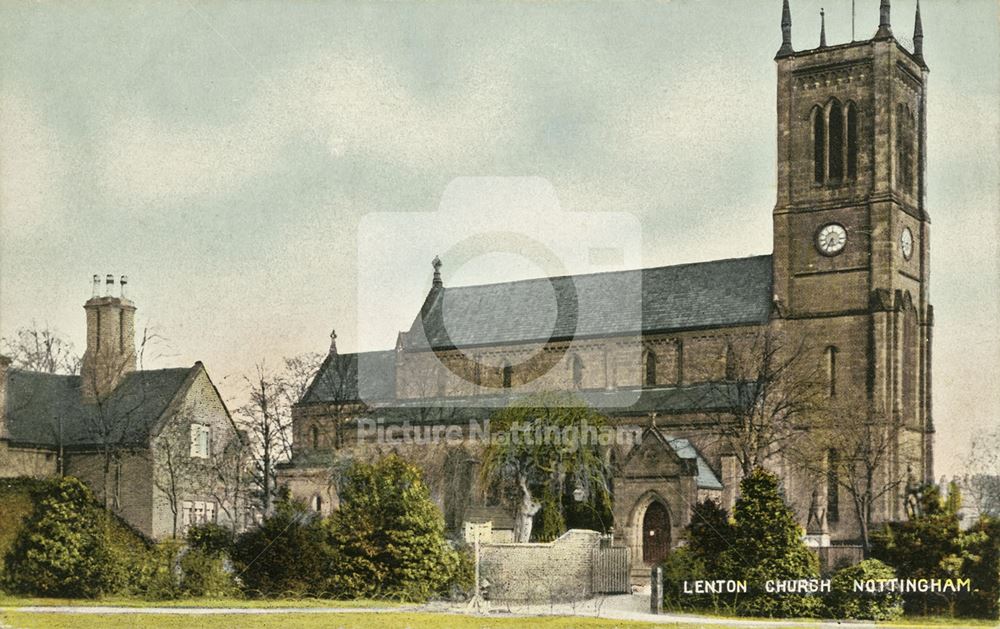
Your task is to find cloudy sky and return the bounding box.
[1,0,997,477]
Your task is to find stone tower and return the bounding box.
[770,0,933,517]
[80,274,137,403]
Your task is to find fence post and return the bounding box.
[650,565,663,614]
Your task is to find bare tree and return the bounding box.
[791,399,907,555]
[152,417,197,538]
[965,427,1000,519]
[207,430,255,532]
[693,328,825,479]
[238,363,295,515]
[1,323,80,374]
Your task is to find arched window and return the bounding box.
[827,449,840,523]
[724,344,736,380]
[644,351,657,387]
[310,425,320,449]
[825,346,838,397]
[846,102,858,179]
[572,355,584,389]
[501,362,512,389]
[828,101,844,181]
[812,106,825,184]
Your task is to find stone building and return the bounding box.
[0,275,243,539]
[280,0,933,578]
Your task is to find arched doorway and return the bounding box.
[642,501,671,565]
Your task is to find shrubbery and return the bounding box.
[3,477,144,597]
[825,559,903,621]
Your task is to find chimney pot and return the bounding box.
[105,274,114,297]
[120,275,128,298]
[92,274,101,298]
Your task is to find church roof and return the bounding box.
[403,255,773,350]
[3,366,198,448]
[299,350,397,405]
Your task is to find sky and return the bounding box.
[1,0,998,478]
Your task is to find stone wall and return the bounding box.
[479,529,601,602]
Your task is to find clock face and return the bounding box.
[901,227,914,260]
[816,223,847,256]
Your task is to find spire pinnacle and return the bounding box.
[913,0,925,64]
[819,8,827,48]
[875,0,892,39]
[777,0,794,57]
[329,329,338,355]
[431,255,443,288]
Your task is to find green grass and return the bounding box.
[0,596,405,609]
[0,611,677,629]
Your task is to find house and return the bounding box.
[0,275,245,539]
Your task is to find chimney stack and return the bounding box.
[81,274,137,403]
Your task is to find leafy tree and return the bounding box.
[958,516,1000,619]
[4,477,135,597]
[326,455,467,600]
[686,498,735,564]
[480,393,610,542]
[533,487,566,542]
[720,468,820,617]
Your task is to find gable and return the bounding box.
[621,430,696,479]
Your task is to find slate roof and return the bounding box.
[464,505,515,530]
[404,255,773,350]
[3,366,197,448]
[664,436,724,490]
[299,350,396,405]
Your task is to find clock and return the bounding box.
[900,226,914,260]
[816,223,847,256]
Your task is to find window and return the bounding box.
[813,99,859,186]
[193,501,205,525]
[725,344,736,381]
[828,101,844,181]
[181,500,193,529]
[676,340,684,385]
[896,104,916,194]
[825,346,838,397]
[190,424,210,458]
[644,351,657,387]
[571,355,584,389]
[312,495,323,512]
[310,425,320,449]
[846,103,858,179]
[205,501,216,524]
[812,106,825,183]
[827,449,840,523]
[501,363,512,389]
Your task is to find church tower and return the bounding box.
[770,0,933,519]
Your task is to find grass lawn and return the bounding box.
[0,611,678,629]
[0,596,402,609]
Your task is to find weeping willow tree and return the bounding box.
[479,392,611,542]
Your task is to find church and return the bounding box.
[279,0,933,576]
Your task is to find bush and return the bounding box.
[179,548,239,598]
[720,468,821,618]
[139,539,184,600]
[326,455,467,601]
[533,488,565,542]
[661,547,728,613]
[186,522,235,558]
[3,477,140,597]
[825,559,903,621]
[231,499,332,597]
[957,516,1000,619]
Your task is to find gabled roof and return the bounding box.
[403,255,773,350]
[299,350,396,405]
[3,366,199,448]
[622,428,723,490]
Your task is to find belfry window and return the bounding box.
[813,100,859,186]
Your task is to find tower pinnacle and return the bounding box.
[819,8,827,48]
[875,0,892,39]
[777,0,794,57]
[913,0,925,65]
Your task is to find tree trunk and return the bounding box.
[515,475,540,542]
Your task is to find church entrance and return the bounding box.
[642,501,671,565]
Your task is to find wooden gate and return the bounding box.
[591,545,631,594]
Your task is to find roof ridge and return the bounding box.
[438,254,772,292]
